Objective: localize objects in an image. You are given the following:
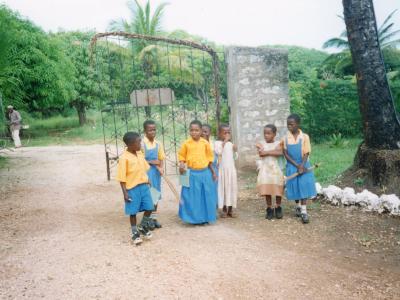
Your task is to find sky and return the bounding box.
[2,0,400,51]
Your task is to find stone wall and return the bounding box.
[226,46,290,169]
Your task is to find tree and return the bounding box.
[0,6,75,115]
[324,10,400,50]
[108,0,168,53]
[342,0,400,193]
[322,10,400,77]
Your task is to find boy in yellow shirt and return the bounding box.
[116,132,154,245]
[178,120,218,224]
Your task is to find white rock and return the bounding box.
[380,194,400,215]
[322,185,343,205]
[342,187,356,206]
[355,189,379,208]
[315,182,322,194]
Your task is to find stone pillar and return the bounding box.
[226,47,290,169]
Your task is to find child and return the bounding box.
[214,124,238,217]
[282,114,317,224]
[201,124,219,200]
[116,132,154,245]
[256,124,285,220]
[178,120,218,224]
[142,120,165,229]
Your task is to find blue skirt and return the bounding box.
[285,160,317,200]
[125,184,154,215]
[148,166,162,201]
[179,168,217,224]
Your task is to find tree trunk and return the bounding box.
[74,102,87,126]
[340,0,400,194]
[343,0,400,149]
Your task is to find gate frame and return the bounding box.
[90,32,223,180]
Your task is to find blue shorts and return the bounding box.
[125,184,154,215]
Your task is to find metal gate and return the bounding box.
[90,32,228,179]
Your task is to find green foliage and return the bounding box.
[301,80,362,141]
[329,133,349,148]
[0,6,75,114]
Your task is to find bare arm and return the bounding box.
[208,162,217,181]
[119,182,131,202]
[258,148,283,157]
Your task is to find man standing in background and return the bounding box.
[7,105,22,148]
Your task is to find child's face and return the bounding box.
[145,124,156,139]
[202,127,211,140]
[264,127,276,143]
[127,137,142,152]
[190,124,202,140]
[287,118,299,134]
[219,127,230,140]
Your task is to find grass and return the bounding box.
[0,156,7,168]
[312,138,361,186]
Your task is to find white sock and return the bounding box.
[301,205,307,214]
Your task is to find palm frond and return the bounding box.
[381,38,400,49]
[380,29,400,44]
[378,9,398,33]
[150,2,169,35]
[108,18,130,32]
[322,38,349,49]
[339,30,348,38]
[378,23,395,40]
[145,0,151,34]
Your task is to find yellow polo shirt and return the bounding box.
[142,136,166,160]
[116,150,150,189]
[281,129,311,156]
[178,137,214,170]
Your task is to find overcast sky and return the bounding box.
[2,0,400,50]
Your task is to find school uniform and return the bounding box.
[178,137,217,224]
[142,137,165,201]
[282,130,317,200]
[116,150,154,215]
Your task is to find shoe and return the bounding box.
[152,218,162,229]
[146,219,155,231]
[132,231,143,245]
[301,213,310,224]
[295,206,302,217]
[138,225,152,239]
[275,206,283,219]
[266,207,274,220]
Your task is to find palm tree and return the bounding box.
[342,0,400,192]
[108,0,169,53]
[323,10,400,50]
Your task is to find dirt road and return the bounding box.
[1,145,399,299]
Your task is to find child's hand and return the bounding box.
[123,193,132,203]
[298,165,306,174]
[255,143,263,150]
[179,162,186,175]
[212,173,218,181]
[151,160,161,166]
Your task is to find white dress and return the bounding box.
[214,141,238,208]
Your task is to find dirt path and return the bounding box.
[1,145,399,299]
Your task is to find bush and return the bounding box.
[300,79,362,141]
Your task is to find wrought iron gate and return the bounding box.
[90,32,228,179]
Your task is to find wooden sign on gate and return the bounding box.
[130,88,175,107]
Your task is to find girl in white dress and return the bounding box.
[214,124,238,218]
[256,124,284,220]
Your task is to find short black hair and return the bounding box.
[143,119,156,130]
[218,123,230,132]
[190,120,202,128]
[202,123,211,130]
[123,131,140,145]
[287,114,301,124]
[264,124,277,134]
